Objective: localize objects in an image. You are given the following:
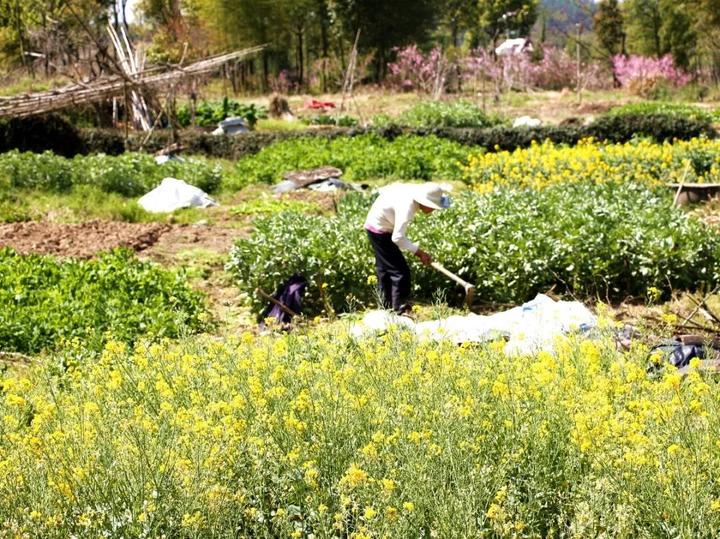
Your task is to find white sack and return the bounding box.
[513,116,542,128]
[138,177,217,213]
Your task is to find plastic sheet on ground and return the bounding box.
[307,179,367,192]
[350,294,597,356]
[212,117,248,136]
[138,177,218,213]
[274,167,368,193]
[154,154,184,165]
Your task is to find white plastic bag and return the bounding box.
[138,177,217,213]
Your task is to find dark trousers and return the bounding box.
[367,230,411,313]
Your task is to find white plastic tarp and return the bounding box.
[154,154,185,165]
[138,177,217,213]
[212,117,248,136]
[350,294,597,356]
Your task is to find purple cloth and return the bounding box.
[260,274,307,326]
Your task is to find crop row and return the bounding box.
[463,137,720,189]
[76,112,716,160]
[228,183,720,315]
[231,134,470,189]
[0,248,209,354]
[604,101,720,124]
[0,326,717,536]
[0,135,469,197]
[1,106,714,159]
[0,150,222,197]
[229,135,720,190]
[4,135,720,201]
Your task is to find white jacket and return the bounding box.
[363,184,419,253]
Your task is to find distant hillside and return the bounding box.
[540,0,596,39]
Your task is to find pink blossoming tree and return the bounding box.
[612,54,692,94]
[387,45,448,96]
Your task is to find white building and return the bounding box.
[495,38,533,57]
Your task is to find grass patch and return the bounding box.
[375,100,505,128]
[256,118,311,131]
[0,186,218,224]
[231,195,323,216]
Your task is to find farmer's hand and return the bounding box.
[415,249,432,266]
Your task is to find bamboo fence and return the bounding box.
[0,46,265,119]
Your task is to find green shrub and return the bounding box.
[77,153,222,196]
[0,192,31,223]
[0,151,222,196]
[226,198,370,315]
[0,114,83,157]
[76,153,163,197]
[308,114,359,127]
[0,248,209,355]
[437,125,585,151]
[228,184,720,315]
[229,134,472,189]
[125,129,304,159]
[80,129,126,155]
[586,114,715,143]
[76,113,715,161]
[0,151,74,191]
[605,102,715,123]
[380,100,506,129]
[162,157,222,193]
[176,98,267,128]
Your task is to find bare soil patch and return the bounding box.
[146,223,247,263]
[0,220,170,257]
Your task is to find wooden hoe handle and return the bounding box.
[431,262,474,291]
[430,262,477,308]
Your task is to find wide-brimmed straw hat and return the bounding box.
[413,182,451,210]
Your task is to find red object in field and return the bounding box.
[306,99,336,111]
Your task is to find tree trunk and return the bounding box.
[297,27,304,87]
[451,20,459,48]
[14,0,31,76]
[42,12,50,77]
[231,62,239,94]
[262,52,269,93]
[375,47,386,82]
[320,15,329,92]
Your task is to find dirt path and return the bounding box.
[141,221,257,332]
[147,222,247,262]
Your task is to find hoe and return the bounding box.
[431,262,476,309]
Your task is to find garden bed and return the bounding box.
[83,113,715,160]
[0,220,170,257]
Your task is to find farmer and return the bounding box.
[364,182,451,314]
